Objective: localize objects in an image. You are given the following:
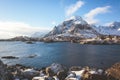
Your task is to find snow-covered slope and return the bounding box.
[31,31,49,38]
[45,16,98,38]
[92,22,120,36]
[44,16,120,40]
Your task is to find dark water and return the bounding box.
[0,41,120,69]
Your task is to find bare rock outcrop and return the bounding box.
[0,60,11,80]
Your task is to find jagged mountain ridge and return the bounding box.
[45,16,99,39]
[108,21,120,29]
[93,21,120,36]
[45,16,120,39]
[31,32,48,38]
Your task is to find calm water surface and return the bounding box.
[0,41,120,69]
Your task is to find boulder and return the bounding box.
[57,70,67,80]
[22,68,39,80]
[49,63,68,74]
[0,60,12,80]
[46,67,54,77]
[65,72,76,79]
[45,63,68,80]
[106,62,120,80]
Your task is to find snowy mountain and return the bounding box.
[93,21,120,36]
[31,32,49,38]
[45,16,99,39]
[44,16,120,43]
[108,22,120,29]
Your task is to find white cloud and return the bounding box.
[66,0,84,17]
[0,21,50,39]
[104,22,113,26]
[118,28,120,31]
[51,21,56,25]
[84,6,111,24]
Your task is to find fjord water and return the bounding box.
[0,41,120,69]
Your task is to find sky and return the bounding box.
[0,0,120,39]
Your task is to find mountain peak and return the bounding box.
[109,21,120,28]
[66,16,82,21]
[65,16,88,25]
[45,15,98,38]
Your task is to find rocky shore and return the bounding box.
[42,35,120,45]
[0,60,120,80]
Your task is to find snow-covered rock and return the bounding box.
[31,32,48,38]
[65,16,88,25]
[66,73,76,78]
[32,76,59,80]
[97,69,103,75]
[32,76,45,80]
[89,70,98,74]
[92,21,120,36]
[108,21,120,29]
[53,76,59,80]
[23,68,38,73]
[71,70,85,77]
[49,63,67,74]
[66,70,83,80]
[22,68,39,79]
[66,67,104,80]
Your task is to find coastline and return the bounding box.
[1,36,120,45]
[0,59,120,80]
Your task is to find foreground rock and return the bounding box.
[4,64,40,80]
[66,66,105,80]
[0,59,120,80]
[49,63,68,74]
[0,60,12,80]
[106,62,120,80]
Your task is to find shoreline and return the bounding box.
[0,39,120,45]
[0,55,116,70]
[0,60,120,80]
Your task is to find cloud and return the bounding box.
[104,22,113,26]
[0,21,50,39]
[51,21,56,25]
[118,28,120,31]
[65,0,84,17]
[84,6,111,24]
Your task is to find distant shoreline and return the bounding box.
[0,40,120,45]
[0,35,120,45]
